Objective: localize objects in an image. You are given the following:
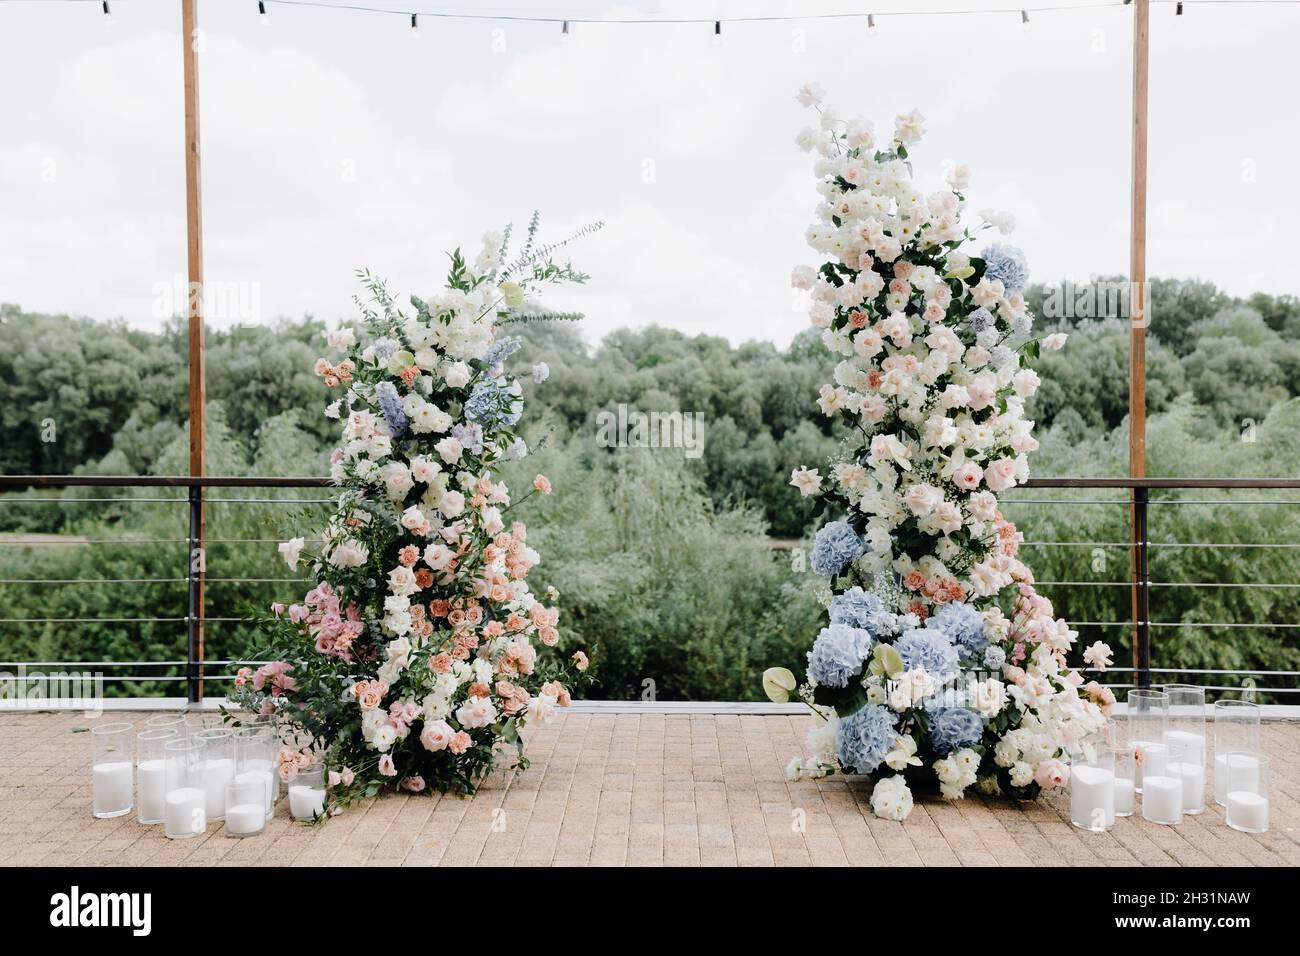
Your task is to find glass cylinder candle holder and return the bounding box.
[1127,688,1168,793]
[144,713,190,734]
[163,737,207,839]
[1223,751,1269,833]
[1214,700,1261,806]
[1140,742,1182,826]
[192,728,235,821]
[1111,746,1136,817]
[287,763,327,822]
[1070,739,1116,832]
[136,728,176,825]
[1163,684,1206,815]
[224,779,268,838]
[234,725,278,820]
[90,721,134,818]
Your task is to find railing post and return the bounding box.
[1132,485,1151,687]
[186,483,204,703]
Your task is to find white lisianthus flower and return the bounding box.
[278,537,305,569]
[870,775,914,821]
[372,724,398,752]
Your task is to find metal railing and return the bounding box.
[2,473,1299,702]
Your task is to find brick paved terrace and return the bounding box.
[2,709,1297,867]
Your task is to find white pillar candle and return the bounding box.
[198,757,235,819]
[235,769,275,819]
[1167,761,1205,814]
[1225,791,1269,832]
[137,759,167,824]
[1141,774,1183,825]
[1070,764,1115,831]
[164,787,207,838]
[1164,729,1205,763]
[92,761,133,817]
[1114,777,1135,816]
[224,802,266,837]
[1214,753,1260,805]
[288,784,325,820]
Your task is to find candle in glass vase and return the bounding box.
[1226,792,1269,832]
[1224,751,1269,834]
[136,728,175,825]
[1126,689,1169,794]
[1167,760,1206,814]
[1216,752,1260,801]
[1214,700,1260,806]
[234,769,275,818]
[224,779,267,838]
[90,721,135,819]
[1070,765,1116,831]
[193,728,236,820]
[164,787,207,838]
[92,761,133,817]
[288,784,326,820]
[1141,773,1183,826]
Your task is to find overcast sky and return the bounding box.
[1,0,1296,347]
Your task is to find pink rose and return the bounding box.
[1034,759,1069,790]
[448,731,472,755]
[377,754,397,777]
[401,775,426,793]
[953,461,983,491]
[983,458,1019,492]
[533,474,552,494]
[419,719,454,752]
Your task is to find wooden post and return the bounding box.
[1129,0,1150,677]
[182,0,206,702]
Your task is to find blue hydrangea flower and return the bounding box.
[451,422,484,455]
[371,338,399,361]
[895,628,960,679]
[982,645,1006,671]
[925,602,988,666]
[828,587,898,637]
[967,307,994,332]
[928,706,985,754]
[981,243,1030,294]
[811,521,865,577]
[836,704,898,775]
[807,623,873,688]
[374,381,409,438]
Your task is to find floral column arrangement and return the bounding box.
[233,219,598,808]
[767,86,1113,821]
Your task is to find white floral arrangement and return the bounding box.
[764,85,1114,821]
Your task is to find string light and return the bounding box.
[868,13,876,30]
[1176,1,1184,12]
[258,0,268,24]
[1021,9,1030,29]
[101,0,110,23]
[714,19,721,36]
[409,11,417,36]
[561,19,569,37]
